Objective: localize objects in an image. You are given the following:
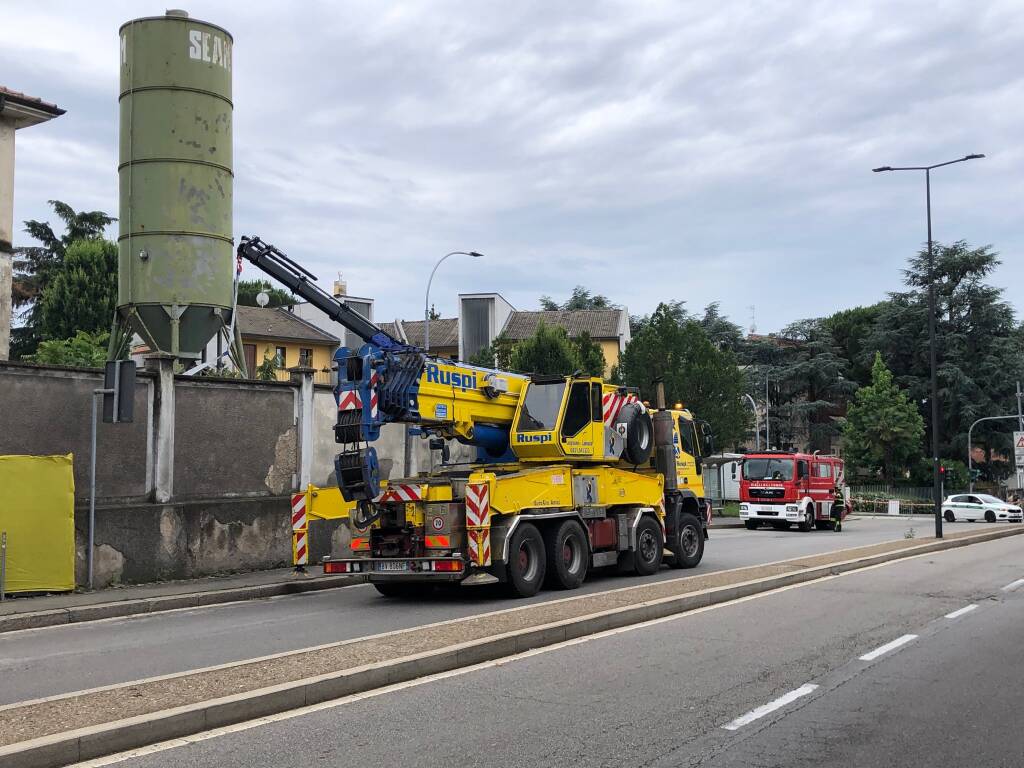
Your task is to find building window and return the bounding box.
[275,346,287,367]
[299,347,313,366]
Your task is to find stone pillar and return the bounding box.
[147,354,176,502]
[0,117,15,361]
[289,366,315,490]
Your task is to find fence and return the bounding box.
[849,484,966,514]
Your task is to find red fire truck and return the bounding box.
[738,451,850,532]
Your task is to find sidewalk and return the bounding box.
[0,567,362,633]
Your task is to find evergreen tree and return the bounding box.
[539,286,618,311]
[26,330,110,368]
[572,331,606,377]
[508,321,580,375]
[842,353,925,482]
[236,279,294,307]
[618,303,750,449]
[38,239,118,341]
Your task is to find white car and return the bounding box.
[942,494,1023,523]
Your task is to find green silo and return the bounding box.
[117,9,234,359]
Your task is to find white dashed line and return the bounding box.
[721,684,819,731]
[945,604,978,619]
[859,634,918,661]
[1001,578,1024,592]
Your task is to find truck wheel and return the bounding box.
[744,520,759,530]
[373,583,429,598]
[505,523,546,598]
[798,506,815,532]
[621,515,663,576]
[669,512,704,568]
[543,519,589,590]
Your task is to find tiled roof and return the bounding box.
[501,309,624,340]
[379,318,459,349]
[236,306,339,344]
[0,86,65,116]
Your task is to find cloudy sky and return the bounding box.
[4,1,1021,332]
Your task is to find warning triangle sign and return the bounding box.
[1017,434,1024,449]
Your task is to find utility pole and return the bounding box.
[764,371,770,450]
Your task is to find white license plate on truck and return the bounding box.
[375,561,409,572]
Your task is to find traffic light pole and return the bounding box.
[967,414,1021,493]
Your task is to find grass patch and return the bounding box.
[718,502,740,517]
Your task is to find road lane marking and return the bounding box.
[945,604,978,619]
[859,634,918,661]
[721,684,819,731]
[1001,578,1024,592]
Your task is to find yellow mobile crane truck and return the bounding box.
[239,237,712,597]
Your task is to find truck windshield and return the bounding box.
[516,382,566,431]
[743,458,794,481]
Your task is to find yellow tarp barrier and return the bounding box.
[0,454,76,593]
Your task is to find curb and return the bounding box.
[0,574,365,634]
[3,525,1021,768]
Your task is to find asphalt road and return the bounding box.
[0,517,995,706]
[87,528,1024,768]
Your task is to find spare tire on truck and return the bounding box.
[617,403,653,466]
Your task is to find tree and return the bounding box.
[842,353,925,482]
[508,321,580,375]
[468,333,515,369]
[428,304,441,321]
[539,286,618,311]
[572,331,606,377]
[617,303,750,449]
[38,239,118,341]
[11,200,115,356]
[863,241,1023,472]
[700,302,744,351]
[236,279,294,308]
[26,330,109,368]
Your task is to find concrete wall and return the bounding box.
[0,361,475,587]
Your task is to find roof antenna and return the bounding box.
[748,305,756,335]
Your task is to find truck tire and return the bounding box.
[798,506,815,532]
[505,522,546,598]
[619,515,663,576]
[543,519,589,590]
[669,512,704,568]
[622,408,654,465]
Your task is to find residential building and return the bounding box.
[500,308,630,375]
[234,306,338,384]
[379,318,459,359]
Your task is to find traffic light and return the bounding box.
[969,468,981,481]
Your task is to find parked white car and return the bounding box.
[942,494,1023,523]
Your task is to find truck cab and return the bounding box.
[738,451,848,532]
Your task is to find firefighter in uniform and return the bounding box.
[831,485,845,532]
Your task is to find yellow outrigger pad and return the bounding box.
[0,454,76,593]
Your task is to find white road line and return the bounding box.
[945,604,978,619]
[1001,578,1024,592]
[721,684,819,731]
[859,634,918,661]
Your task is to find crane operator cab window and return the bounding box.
[516,381,566,432]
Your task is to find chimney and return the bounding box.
[333,273,347,298]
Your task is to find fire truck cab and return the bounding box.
[738,451,850,532]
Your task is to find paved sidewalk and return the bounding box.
[0,567,362,633]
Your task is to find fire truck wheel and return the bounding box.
[505,523,546,598]
[543,519,589,589]
[744,520,759,530]
[620,515,663,576]
[798,506,815,532]
[372,582,431,598]
[669,512,704,568]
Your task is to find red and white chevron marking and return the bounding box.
[378,484,423,503]
[337,389,361,412]
[291,493,307,532]
[468,530,491,567]
[368,371,380,418]
[465,482,490,528]
[602,391,639,426]
[293,529,308,566]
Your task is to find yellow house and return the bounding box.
[500,309,630,377]
[236,306,339,385]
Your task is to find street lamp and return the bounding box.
[742,394,760,450]
[424,251,483,352]
[873,153,984,538]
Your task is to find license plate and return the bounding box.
[375,560,409,572]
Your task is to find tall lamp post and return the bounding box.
[742,394,760,450]
[424,251,483,352]
[873,153,984,538]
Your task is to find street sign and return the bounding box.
[1015,431,1024,469]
